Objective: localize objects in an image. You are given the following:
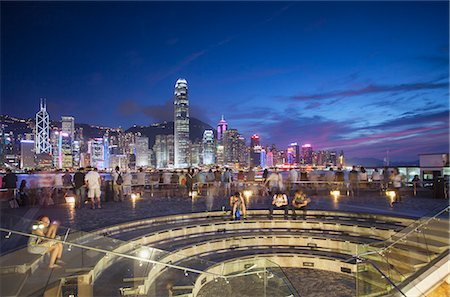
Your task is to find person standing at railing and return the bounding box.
[214,166,222,197]
[3,168,18,200]
[28,215,64,269]
[222,168,232,197]
[85,167,102,209]
[73,167,86,208]
[359,167,368,190]
[137,167,146,196]
[288,168,298,194]
[371,168,381,189]
[390,168,403,206]
[123,170,133,199]
[349,166,359,197]
[412,175,421,196]
[112,166,124,202]
[206,169,215,213]
[265,170,280,196]
[382,167,391,191]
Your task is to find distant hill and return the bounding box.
[1,115,215,149]
[126,117,215,148]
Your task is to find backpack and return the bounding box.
[116,173,123,185]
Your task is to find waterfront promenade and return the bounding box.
[1,187,447,234]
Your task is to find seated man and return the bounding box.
[291,190,311,219]
[230,192,247,220]
[269,192,289,219]
[28,215,64,269]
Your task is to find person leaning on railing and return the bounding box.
[28,215,64,269]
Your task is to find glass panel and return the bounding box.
[0,213,296,297]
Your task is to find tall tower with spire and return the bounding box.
[35,98,51,154]
[174,78,190,168]
[217,115,228,143]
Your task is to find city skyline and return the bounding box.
[1,2,449,161]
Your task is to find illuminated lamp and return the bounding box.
[65,196,76,204]
[385,191,396,200]
[330,190,340,199]
[243,190,252,199]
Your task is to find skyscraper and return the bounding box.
[154,134,174,168]
[287,142,300,165]
[217,115,228,143]
[250,134,261,167]
[174,78,190,168]
[61,116,75,140]
[135,136,150,167]
[202,130,215,165]
[20,140,35,169]
[35,98,51,154]
[301,144,313,164]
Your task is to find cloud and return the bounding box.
[289,81,449,101]
[117,99,212,124]
[366,110,449,130]
[148,50,207,84]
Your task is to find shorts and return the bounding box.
[88,187,101,198]
[28,240,56,255]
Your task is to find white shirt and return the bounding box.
[371,171,381,181]
[123,172,132,186]
[85,171,101,188]
[359,172,368,181]
[273,194,288,207]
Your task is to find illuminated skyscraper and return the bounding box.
[135,136,150,167]
[217,115,228,143]
[35,98,51,154]
[202,130,215,165]
[20,140,35,169]
[174,79,190,168]
[61,116,75,140]
[287,142,300,165]
[154,134,174,168]
[250,134,261,167]
[301,144,313,164]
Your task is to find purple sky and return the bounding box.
[1,2,449,161]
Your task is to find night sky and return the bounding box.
[1,1,449,161]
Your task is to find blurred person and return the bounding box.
[3,168,18,200]
[265,170,280,195]
[222,168,232,197]
[123,170,133,199]
[18,180,28,206]
[390,168,403,205]
[359,167,368,189]
[214,167,222,197]
[348,166,359,197]
[288,168,298,193]
[73,168,86,208]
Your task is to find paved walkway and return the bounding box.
[1,190,448,234]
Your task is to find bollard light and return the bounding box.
[191,191,198,199]
[385,191,396,200]
[65,196,76,204]
[243,190,252,199]
[330,190,340,199]
[131,193,140,200]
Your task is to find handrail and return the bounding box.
[0,227,226,279]
[356,256,408,297]
[357,205,450,257]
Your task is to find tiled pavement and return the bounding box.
[1,190,448,233]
